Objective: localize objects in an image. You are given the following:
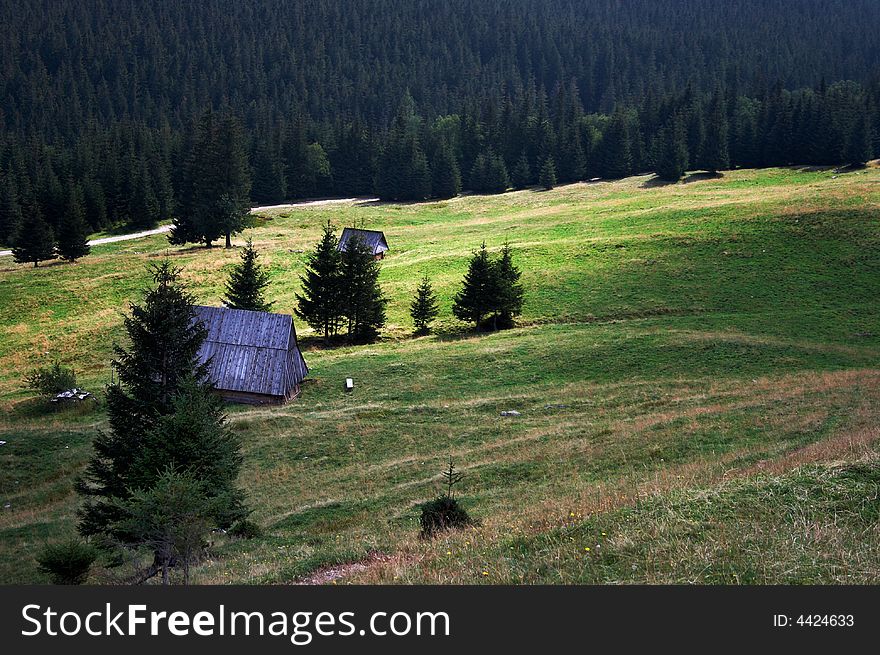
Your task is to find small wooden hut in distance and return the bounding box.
[194,306,309,404]
[338,227,389,259]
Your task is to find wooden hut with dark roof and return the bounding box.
[338,227,389,259]
[194,306,309,405]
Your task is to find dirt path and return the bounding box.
[294,552,392,585]
[0,196,380,257]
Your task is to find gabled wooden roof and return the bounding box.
[194,306,308,398]
[338,227,389,255]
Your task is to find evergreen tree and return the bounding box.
[12,213,56,267]
[223,237,273,312]
[112,468,218,586]
[171,110,251,248]
[655,115,690,182]
[700,92,731,173]
[470,152,509,193]
[215,114,253,248]
[0,170,22,245]
[126,379,245,530]
[468,153,488,193]
[486,153,510,193]
[511,152,532,189]
[340,233,387,343]
[539,157,558,190]
[295,221,344,341]
[845,112,873,166]
[57,183,91,263]
[410,273,439,335]
[128,160,161,228]
[377,111,431,201]
[76,262,215,539]
[492,242,525,329]
[600,109,633,179]
[250,139,286,204]
[431,143,461,198]
[452,242,498,331]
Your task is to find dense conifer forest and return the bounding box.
[1,0,879,245]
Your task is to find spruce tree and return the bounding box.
[655,115,690,182]
[539,157,558,190]
[512,152,532,189]
[215,115,253,248]
[600,109,633,179]
[0,170,22,245]
[431,143,461,198]
[845,113,873,166]
[224,237,273,312]
[78,262,245,581]
[410,273,439,335]
[57,183,91,263]
[295,221,344,341]
[492,242,524,329]
[340,233,387,343]
[469,153,488,192]
[486,153,510,193]
[452,242,498,331]
[171,110,251,248]
[12,212,56,267]
[700,92,730,173]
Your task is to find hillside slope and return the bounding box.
[1,165,878,584]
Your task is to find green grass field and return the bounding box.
[1,165,879,584]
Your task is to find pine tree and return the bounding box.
[112,468,218,586]
[215,114,253,248]
[57,183,91,263]
[295,221,344,341]
[655,115,690,182]
[700,92,730,173]
[250,138,286,204]
[452,242,498,331]
[171,110,251,248]
[468,153,488,192]
[486,153,510,193]
[128,160,161,228]
[539,157,558,190]
[431,143,461,198]
[600,109,633,179]
[511,152,532,189]
[845,112,873,166]
[224,237,273,312]
[76,262,245,548]
[410,273,439,335]
[0,170,23,245]
[492,242,524,329]
[126,379,245,530]
[340,233,387,343]
[12,212,56,267]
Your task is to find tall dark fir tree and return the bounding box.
[76,262,246,567]
[452,242,499,331]
[12,213,55,267]
[296,221,344,341]
[492,242,525,329]
[340,233,387,343]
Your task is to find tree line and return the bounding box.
[3,78,877,256]
[3,0,880,248]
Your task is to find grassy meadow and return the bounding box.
[1,165,879,584]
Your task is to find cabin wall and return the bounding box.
[215,386,300,405]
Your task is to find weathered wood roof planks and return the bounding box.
[194,306,309,399]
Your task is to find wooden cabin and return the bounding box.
[194,306,309,404]
[337,227,389,259]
